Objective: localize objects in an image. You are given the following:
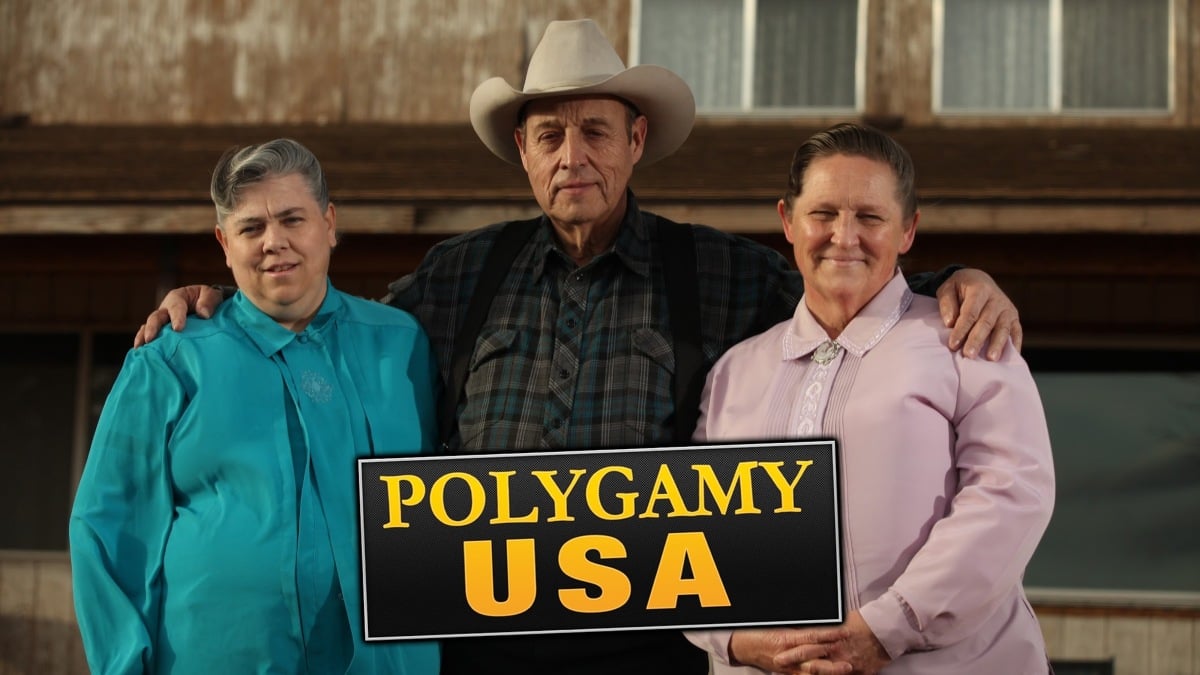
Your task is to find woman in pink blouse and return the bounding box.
[686,123,1055,675]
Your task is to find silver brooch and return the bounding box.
[812,340,842,366]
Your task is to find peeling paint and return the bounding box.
[3,0,630,124]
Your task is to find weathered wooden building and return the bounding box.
[2,1,1198,673]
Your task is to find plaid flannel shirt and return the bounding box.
[383,192,804,452]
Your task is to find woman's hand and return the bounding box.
[775,611,890,675]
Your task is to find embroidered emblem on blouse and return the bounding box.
[300,371,333,403]
[795,342,842,435]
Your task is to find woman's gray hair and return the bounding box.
[211,138,328,225]
[782,122,917,220]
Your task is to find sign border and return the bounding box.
[357,439,843,641]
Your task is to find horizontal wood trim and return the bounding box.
[0,205,417,235]
[5,124,1200,205]
[1029,587,1200,613]
[4,202,1199,236]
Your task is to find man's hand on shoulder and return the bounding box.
[134,285,226,347]
[936,268,1023,361]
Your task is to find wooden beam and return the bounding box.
[4,202,1198,236]
[5,124,1200,204]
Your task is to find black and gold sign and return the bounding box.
[358,441,842,640]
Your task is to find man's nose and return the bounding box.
[559,130,587,168]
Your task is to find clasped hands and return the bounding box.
[728,611,890,675]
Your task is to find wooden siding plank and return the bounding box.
[0,205,417,235]
[1149,617,1195,675]
[1060,615,1109,661]
[1108,617,1152,675]
[6,202,1200,237]
[0,560,37,675]
[30,560,80,675]
[1194,618,1200,675]
[1039,611,1066,660]
[7,125,1200,205]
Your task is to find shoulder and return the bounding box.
[143,305,239,361]
[683,220,790,266]
[418,218,529,267]
[335,290,425,334]
[712,318,790,371]
[901,293,1033,387]
[117,316,232,390]
[646,213,797,297]
[900,294,951,340]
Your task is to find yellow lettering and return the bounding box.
[430,472,486,526]
[757,460,813,513]
[558,535,632,613]
[488,471,539,524]
[645,532,730,610]
[531,469,587,522]
[692,461,762,516]
[639,463,701,518]
[586,466,637,520]
[462,539,537,616]
[379,474,425,528]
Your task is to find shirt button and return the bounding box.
[574,273,584,282]
[558,368,569,379]
[551,418,562,429]
[297,334,308,344]
[566,318,577,329]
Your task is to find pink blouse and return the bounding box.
[686,271,1054,674]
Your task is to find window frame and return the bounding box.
[629,0,869,117]
[931,0,1177,117]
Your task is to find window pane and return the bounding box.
[89,333,134,441]
[1062,0,1169,109]
[941,0,1049,110]
[640,0,743,110]
[0,334,78,550]
[1022,350,1200,593]
[754,0,858,108]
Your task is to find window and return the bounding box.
[0,332,129,551]
[1049,661,1115,675]
[633,0,864,114]
[935,0,1172,113]
[1022,348,1200,595]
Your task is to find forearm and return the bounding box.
[905,265,963,298]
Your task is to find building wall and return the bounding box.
[2,555,1198,675]
[2,1,1197,671]
[5,0,1199,128]
[0,0,628,125]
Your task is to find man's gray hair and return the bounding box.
[211,138,328,225]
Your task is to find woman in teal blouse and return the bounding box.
[70,139,439,674]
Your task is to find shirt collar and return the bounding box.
[532,190,652,280]
[781,270,913,361]
[231,278,341,357]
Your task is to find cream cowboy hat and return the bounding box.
[469,19,696,166]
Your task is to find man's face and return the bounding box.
[214,173,337,331]
[515,96,647,232]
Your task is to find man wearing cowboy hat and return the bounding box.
[137,17,1021,675]
[393,18,1022,675]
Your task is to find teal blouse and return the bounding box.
[70,284,439,674]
